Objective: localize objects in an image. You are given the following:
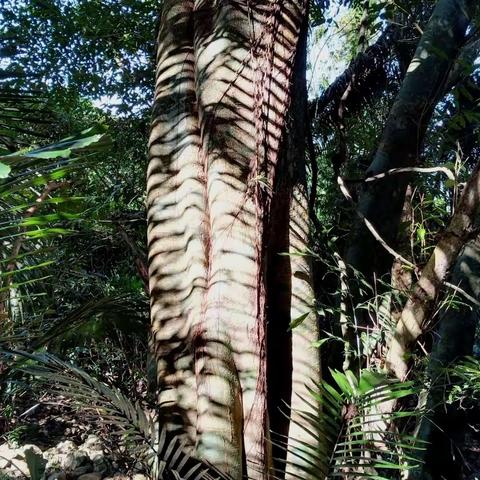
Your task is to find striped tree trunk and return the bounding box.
[146,2,319,478]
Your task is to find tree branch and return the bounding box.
[337,176,416,269]
[386,162,480,379]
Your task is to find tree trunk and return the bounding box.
[345,0,474,281]
[147,2,318,478]
[386,162,480,379]
[266,18,321,478]
[410,233,480,479]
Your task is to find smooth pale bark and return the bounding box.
[409,234,480,479]
[345,0,474,280]
[386,163,480,379]
[147,2,317,479]
[266,21,321,477]
[148,0,205,445]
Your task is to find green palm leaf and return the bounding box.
[0,125,110,319]
[0,349,228,480]
[277,370,424,480]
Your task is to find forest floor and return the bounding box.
[0,396,146,480]
[1,395,480,479]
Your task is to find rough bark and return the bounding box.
[345,0,474,281]
[147,2,317,478]
[386,163,480,380]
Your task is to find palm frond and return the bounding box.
[448,356,480,401]
[0,126,110,320]
[28,295,148,349]
[0,349,228,480]
[276,370,424,480]
[0,86,55,157]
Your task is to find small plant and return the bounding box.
[278,369,424,480]
[3,425,28,447]
[448,356,480,405]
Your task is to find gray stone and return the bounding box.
[64,451,90,471]
[7,458,29,476]
[79,434,108,474]
[72,463,93,476]
[0,444,16,462]
[77,473,102,480]
[0,444,43,475]
[43,447,57,460]
[16,444,42,457]
[45,448,90,473]
[92,455,109,474]
[44,448,62,471]
[0,468,14,480]
[47,472,67,480]
[82,435,102,451]
[88,450,104,462]
[55,441,77,454]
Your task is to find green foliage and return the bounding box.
[0,87,57,153]
[0,0,479,477]
[0,125,110,301]
[0,162,9,178]
[0,0,158,112]
[2,425,29,447]
[448,356,480,404]
[29,295,147,350]
[1,349,227,480]
[0,88,149,442]
[24,447,47,480]
[280,370,423,480]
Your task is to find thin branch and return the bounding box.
[386,162,480,379]
[444,280,480,308]
[364,166,455,183]
[337,176,416,269]
[116,223,149,293]
[307,116,320,230]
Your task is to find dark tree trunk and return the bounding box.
[413,233,480,479]
[345,0,474,281]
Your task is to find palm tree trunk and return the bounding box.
[147,2,317,478]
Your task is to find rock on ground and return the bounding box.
[0,434,130,479]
